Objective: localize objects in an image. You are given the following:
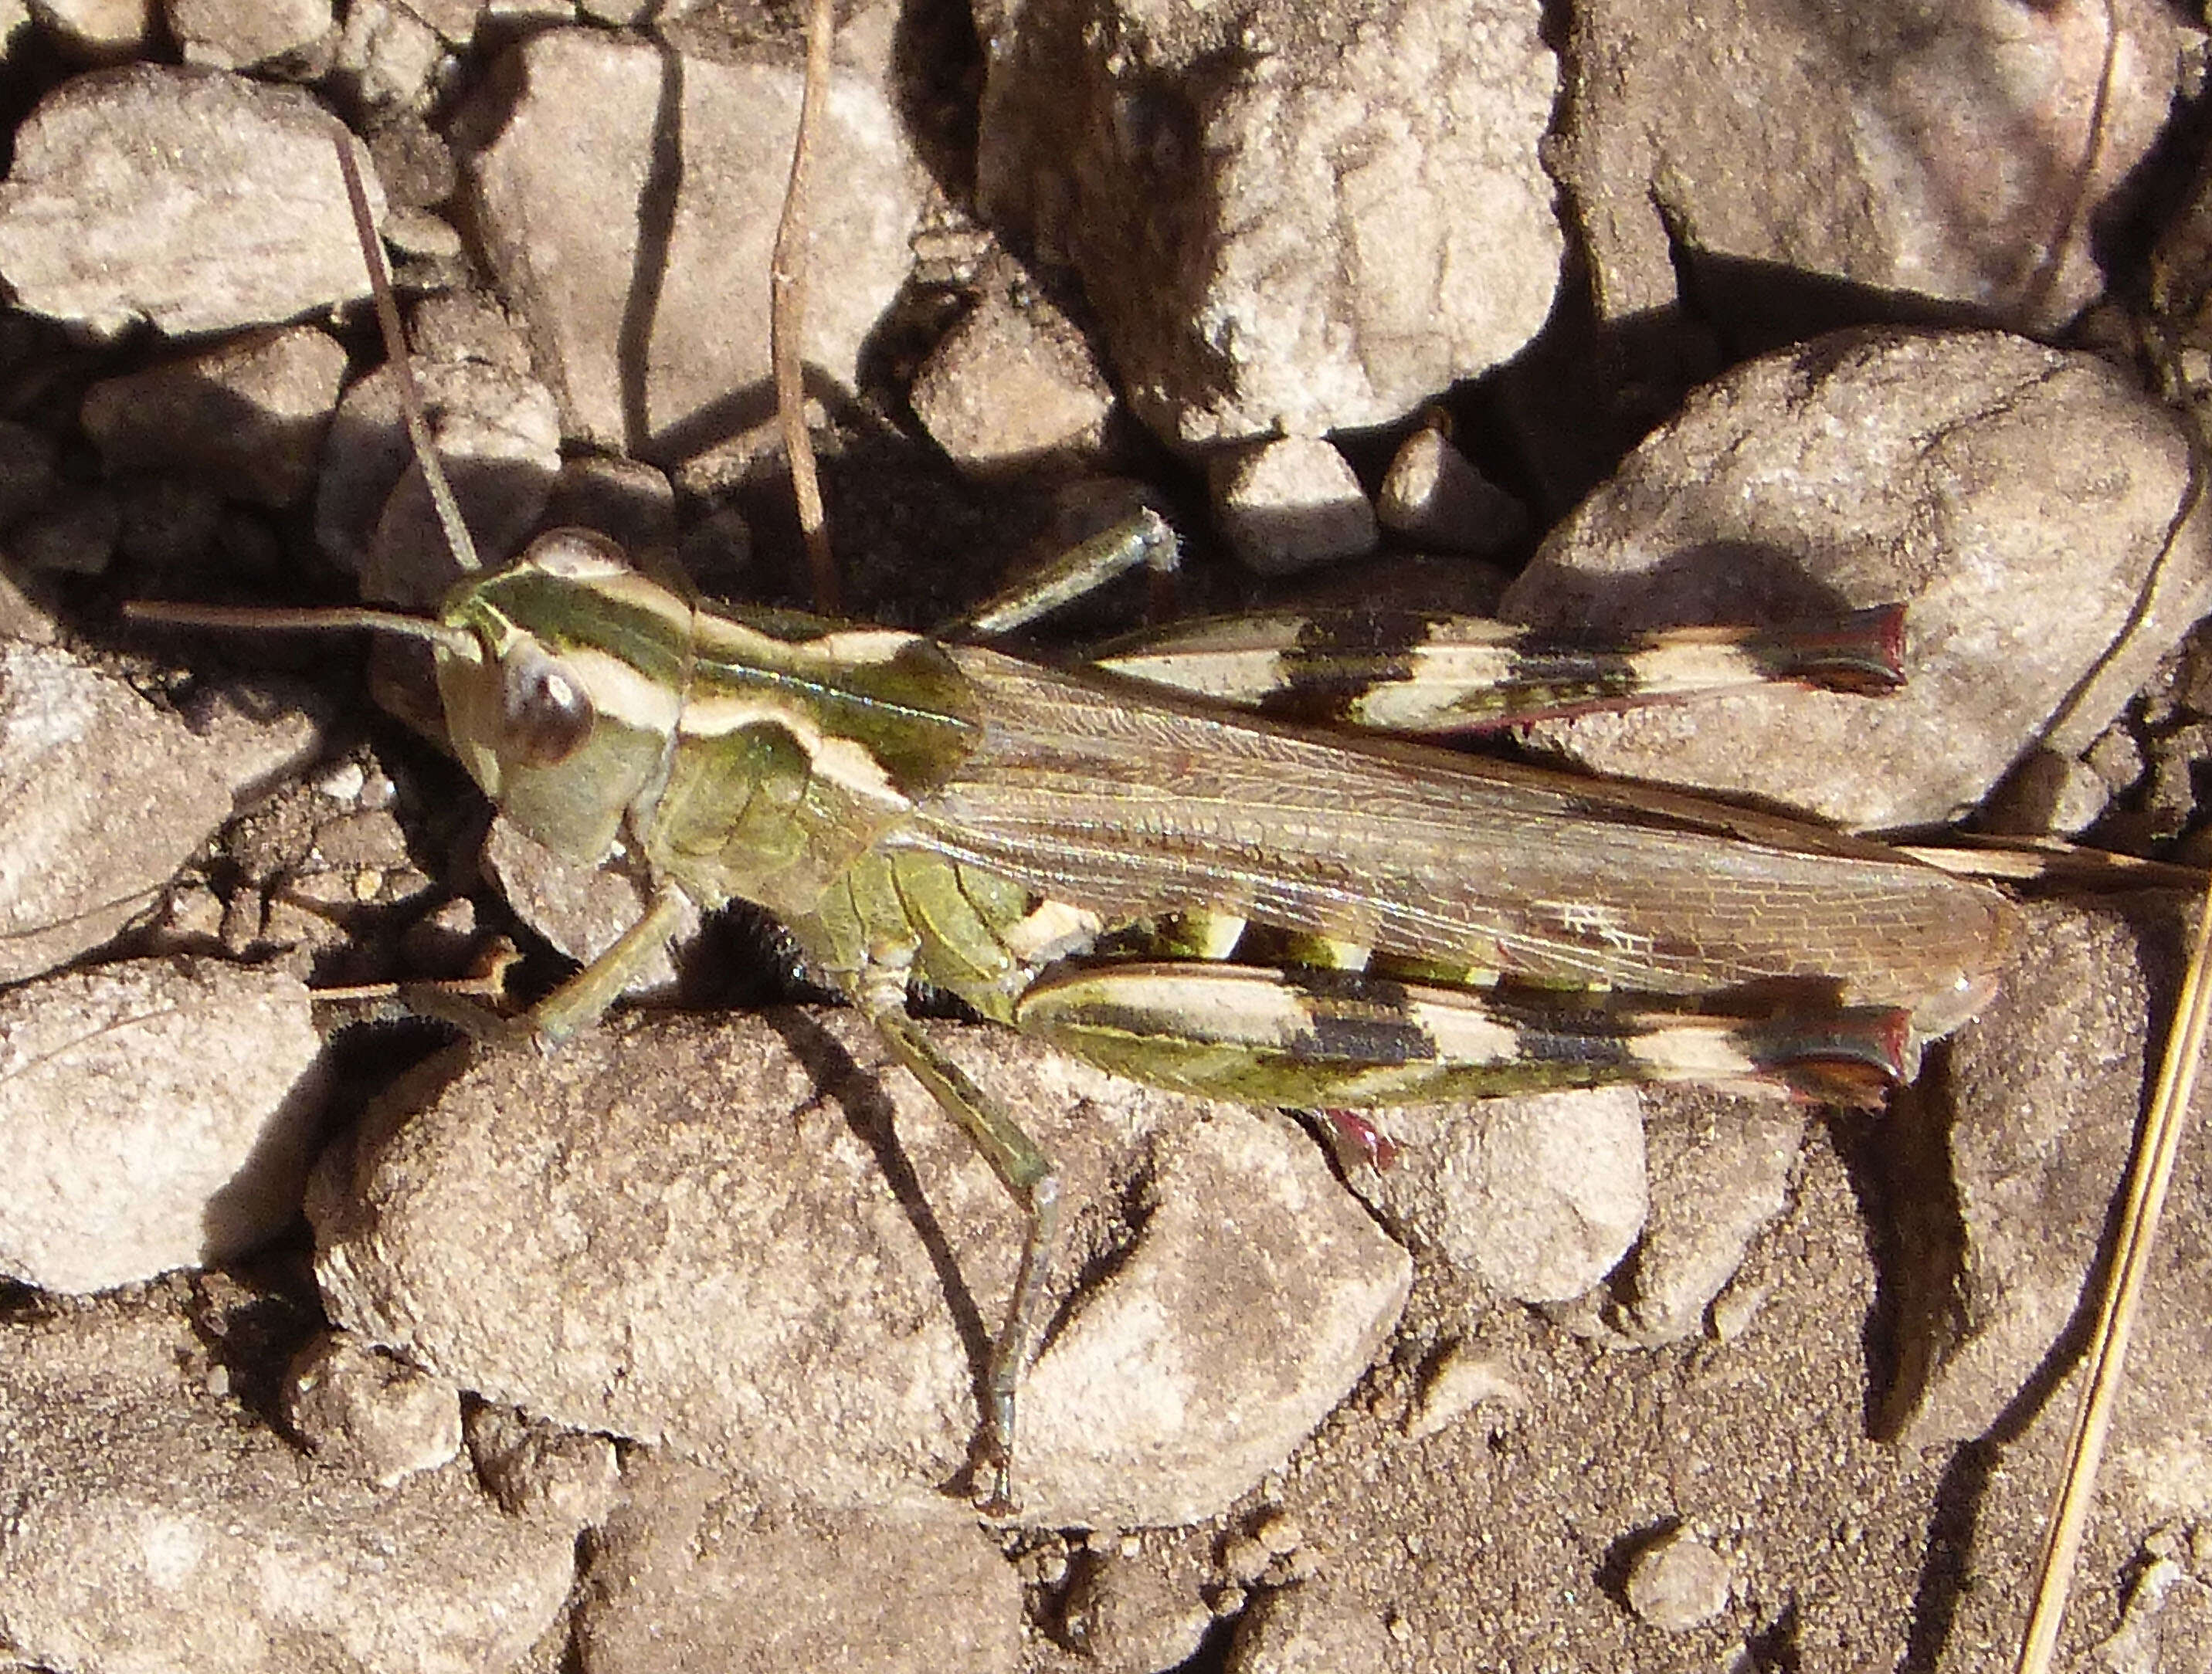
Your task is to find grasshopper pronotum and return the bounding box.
[128,146,2017,1513]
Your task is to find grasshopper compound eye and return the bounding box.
[498,640,595,766]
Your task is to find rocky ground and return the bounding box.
[4,1,2212,1671]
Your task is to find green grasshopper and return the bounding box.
[128,149,2017,1513]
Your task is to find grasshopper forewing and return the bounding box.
[124,144,2017,1513]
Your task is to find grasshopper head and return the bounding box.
[431,527,692,868]
[126,527,690,872]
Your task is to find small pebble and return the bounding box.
[314,761,367,801]
[1212,436,1376,576]
[1625,1529,1732,1631]
[1404,1341,1524,1439]
[1376,423,1529,555]
[1222,1533,1271,1586]
[284,1331,461,1488]
[1254,1511,1303,1557]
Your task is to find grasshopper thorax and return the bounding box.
[434,527,989,921]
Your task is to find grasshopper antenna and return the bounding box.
[335,135,483,579]
[119,595,477,654]
[125,137,482,656]
[771,0,839,614]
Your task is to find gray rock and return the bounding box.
[283,1330,463,1487]
[310,1011,1411,1528]
[11,482,117,574]
[29,0,155,59]
[480,814,695,1002]
[1226,1581,1397,1674]
[0,642,321,984]
[1349,1086,1648,1304]
[576,1451,1023,1672]
[361,110,456,212]
[330,0,450,113]
[111,473,222,571]
[2096,1550,2212,1674]
[910,259,1117,480]
[0,0,32,59]
[165,0,332,69]
[374,0,474,46]
[1212,436,1379,578]
[1062,1550,1213,1674]
[1890,896,2139,1449]
[1504,332,2212,831]
[1403,1341,1524,1442]
[315,295,562,606]
[541,452,680,557]
[465,1402,623,1524]
[1376,424,1530,557]
[0,417,59,532]
[0,1296,578,1674]
[81,325,350,509]
[455,25,924,464]
[1554,0,2193,337]
[0,561,61,645]
[0,64,385,337]
[1613,1091,1808,1345]
[1886,896,2212,1512]
[1624,1528,1732,1631]
[0,960,324,1291]
[977,0,1561,448]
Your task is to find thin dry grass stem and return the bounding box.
[334,138,481,578]
[772,0,840,615]
[2011,861,2212,1673]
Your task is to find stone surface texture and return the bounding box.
[0,961,324,1291]
[0,1296,579,1674]
[454,24,925,465]
[1555,0,2193,337]
[1505,332,2212,831]
[0,642,321,985]
[0,64,384,335]
[310,1012,1413,1530]
[975,0,1561,448]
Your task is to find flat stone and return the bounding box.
[0,1294,578,1674]
[1504,332,2212,831]
[0,64,385,337]
[0,960,324,1291]
[310,1010,1411,1528]
[455,25,924,463]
